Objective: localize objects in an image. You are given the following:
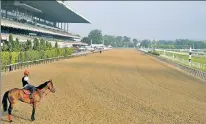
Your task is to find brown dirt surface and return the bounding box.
[1,49,206,124]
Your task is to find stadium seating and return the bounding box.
[1,19,79,39]
[1,33,74,43]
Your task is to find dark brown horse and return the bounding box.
[2,80,55,122]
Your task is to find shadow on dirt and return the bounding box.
[1,109,30,123]
[12,114,30,121]
[1,119,10,123]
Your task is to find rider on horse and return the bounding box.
[22,70,35,99]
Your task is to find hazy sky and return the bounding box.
[66,1,206,40]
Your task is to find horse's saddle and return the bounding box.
[22,88,37,95]
[22,89,32,95]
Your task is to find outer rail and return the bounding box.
[138,49,206,81]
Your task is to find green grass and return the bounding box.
[157,51,206,64]
[158,55,206,71]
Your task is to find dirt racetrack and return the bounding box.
[1,49,206,124]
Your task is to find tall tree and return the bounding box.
[48,42,52,49]
[55,41,58,48]
[46,41,50,49]
[40,38,46,50]
[140,40,151,48]
[14,38,20,51]
[36,39,40,50]
[88,29,103,44]
[116,36,123,47]
[103,35,116,46]
[81,37,90,45]
[8,34,13,52]
[20,43,26,51]
[2,41,8,51]
[123,36,130,43]
[128,42,135,48]
[132,38,138,46]
[25,40,32,51]
[123,36,131,47]
[33,38,40,50]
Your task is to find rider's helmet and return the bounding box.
[24,70,29,76]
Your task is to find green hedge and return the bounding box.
[1,52,10,65]
[1,48,73,65]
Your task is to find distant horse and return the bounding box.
[2,80,55,122]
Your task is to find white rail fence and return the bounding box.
[152,49,206,71]
[161,55,206,71]
[138,48,206,81]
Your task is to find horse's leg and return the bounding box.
[31,103,36,121]
[8,101,13,122]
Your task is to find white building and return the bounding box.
[91,44,104,48]
[136,43,141,47]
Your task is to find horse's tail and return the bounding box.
[2,91,9,112]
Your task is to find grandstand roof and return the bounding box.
[2,1,91,23]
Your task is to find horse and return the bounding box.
[2,79,55,122]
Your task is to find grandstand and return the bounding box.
[1,1,90,48]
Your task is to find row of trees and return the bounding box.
[2,34,58,52]
[81,29,139,48]
[1,48,72,65]
[81,29,206,49]
[1,34,72,66]
[140,39,206,49]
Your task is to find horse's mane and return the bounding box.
[36,80,50,89]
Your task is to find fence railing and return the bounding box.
[138,49,206,81]
[160,55,206,71]
[141,48,206,71]
[1,49,108,73]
